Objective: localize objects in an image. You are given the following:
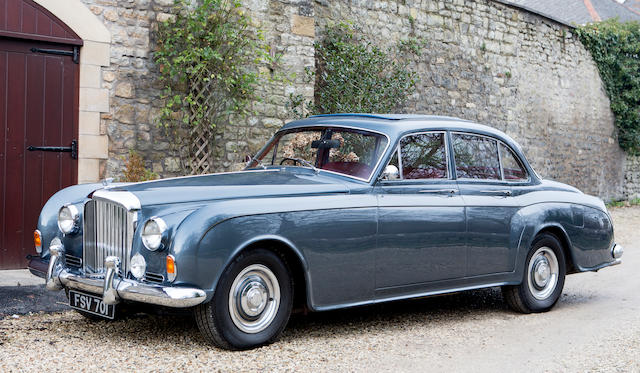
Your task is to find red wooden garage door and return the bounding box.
[1,0,82,269]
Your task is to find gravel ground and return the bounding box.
[1,207,639,372]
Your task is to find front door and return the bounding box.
[376,132,466,293]
[0,38,78,269]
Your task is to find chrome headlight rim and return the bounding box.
[57,204,80,234]
[141,217,167,251]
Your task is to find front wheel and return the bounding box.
[502,233,566,313]
[194,249,293,350]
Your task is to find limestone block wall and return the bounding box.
[314,0,626,199]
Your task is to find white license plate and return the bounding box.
[68,290,115,319]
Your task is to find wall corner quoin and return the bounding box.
[33,0,112,183]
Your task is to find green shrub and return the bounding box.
[290,23,418,116]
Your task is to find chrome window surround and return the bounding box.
[497,142,529,182]
[380,131,451,182]
[451,131,531,183]
[256,125,391,183]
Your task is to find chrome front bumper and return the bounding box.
[45,246,206,308]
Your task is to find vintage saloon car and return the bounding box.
[29,114,622,350]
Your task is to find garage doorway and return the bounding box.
[1,0,81,269]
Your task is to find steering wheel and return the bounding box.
[280,157,302,166]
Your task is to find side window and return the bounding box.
[400,133,448,179]
[452,133,500,180]
[499,143,528,181]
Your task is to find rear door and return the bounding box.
[451,132,523,276]
[376,131,466,292]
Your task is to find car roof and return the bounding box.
[281,114,520,148]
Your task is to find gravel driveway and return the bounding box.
[1,207,638,372]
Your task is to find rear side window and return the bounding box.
[499,143,528,181]
[452,133,500,180]
[400,132,448,179]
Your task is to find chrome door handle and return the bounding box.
[419,189,456,195]
[479,190,512,196]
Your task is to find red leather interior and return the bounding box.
[322,162,372,179]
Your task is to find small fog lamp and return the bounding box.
[130,253,146,279]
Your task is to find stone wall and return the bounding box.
[314,0,626,199]
[79,0,181,178]
[76,0,630,200]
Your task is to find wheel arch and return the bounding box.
[228,235,311,312]
[532,224,576,274]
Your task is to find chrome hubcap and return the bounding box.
[527,247,559,300]
[229,264,280,334]
[533,257,550,288]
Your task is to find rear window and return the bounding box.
[499,143,528,181]
[452,133,500,180]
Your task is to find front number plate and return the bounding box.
[68,290,115,319]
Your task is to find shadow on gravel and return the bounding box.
[0,285,68,317]
[283,286,510,339]
[49,287,512,348]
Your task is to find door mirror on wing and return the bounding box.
[381,165,400,180]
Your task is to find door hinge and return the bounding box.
[30,46,79,64]
[28,139,78,159]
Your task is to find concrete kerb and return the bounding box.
[0,269,45,287]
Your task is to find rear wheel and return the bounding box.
[194,249,293,350]
[502,233,566,313]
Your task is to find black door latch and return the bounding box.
[28,139,78,159]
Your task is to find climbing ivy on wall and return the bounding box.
[290,23,419,117]
[576,19,640,154]
[154,0,265,173]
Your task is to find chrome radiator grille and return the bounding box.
[83,199,135,275]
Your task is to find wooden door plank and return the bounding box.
[42,56,63,205]
[4,52,27,268]
[0,50,7,267]
[23,54,45,259]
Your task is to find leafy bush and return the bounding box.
[576,20,640,154]
[290,23,418,116]
[121,151,158,182]
[154,0,261,129]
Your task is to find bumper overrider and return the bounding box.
[43,245,206,308]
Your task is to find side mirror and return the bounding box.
[380,165,400,180]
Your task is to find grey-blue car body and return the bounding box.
[30,114,622,350]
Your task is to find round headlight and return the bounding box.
[141,217,167,251]
[130,253,146,279]
[58,205,79,234]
